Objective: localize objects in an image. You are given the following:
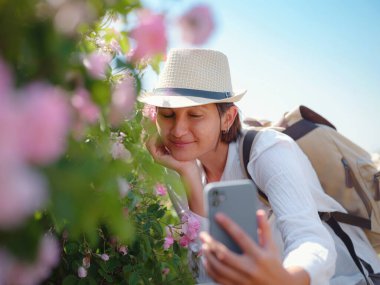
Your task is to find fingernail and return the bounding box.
[215,212,224,221]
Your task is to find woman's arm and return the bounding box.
[249,130,337,284]
[200,210,310,285]
[145,134,205,216]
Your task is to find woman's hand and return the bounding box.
[145,133,195,174]
[145,133,205,215]
[200,210,310,285]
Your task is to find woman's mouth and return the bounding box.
[169,140,193,148]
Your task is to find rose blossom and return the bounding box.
[109,76,137,126]
[110,140,131,161]
[83,52,111,79]
[117,177,131,198]
[100,253,109,261]
[119,245,128,255]
[142,104,157,122]
[19,83,71,165]
[129,10,167,61]
[4,234,60,285]
[78,266,87,278]
[0,163,47,229]
[178,5,215,45]
[162,267,170,275]
[155,183,167,196]
[163,227,174,250]
[71,88,99,124]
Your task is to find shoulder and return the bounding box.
[246,128,295,160]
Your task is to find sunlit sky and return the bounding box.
[141,0,380,152]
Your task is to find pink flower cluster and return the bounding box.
[108,75,137,126]
[178,5,215,46]
[83,52,111,79]
[142,104,157,122]
[71,87,100,139]
[0,58,71,230]
[0,235,60,285]
[77,245,128,279]
[163,212,201,252]
[155,183,167,196]
[130,10,167,62]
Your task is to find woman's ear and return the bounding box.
[222,106,238,131]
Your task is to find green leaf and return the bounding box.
[147,203,159,214]
[62,275,78,285]
[64,242,79,255]
[128,272,139,285]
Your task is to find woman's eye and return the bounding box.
[189,114,202,118]
[159,113,174,118]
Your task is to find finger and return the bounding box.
[145,134,167,160]
[145,134,157,153]
[200,231,254,276]
[202,244,244,285]
[214,213,260,257]
[256,209,272,249]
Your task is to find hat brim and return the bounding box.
[138,89,246,108]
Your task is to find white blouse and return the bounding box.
[187,128,380,285]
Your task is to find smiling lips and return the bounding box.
[169,140,194,148]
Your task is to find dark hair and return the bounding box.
[216,103,241,143]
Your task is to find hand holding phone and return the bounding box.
[204,179,260,254]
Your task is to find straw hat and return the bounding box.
[138,48,246,108]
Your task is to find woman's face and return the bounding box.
[156,104,223,161]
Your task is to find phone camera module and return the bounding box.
[211,190,226,207]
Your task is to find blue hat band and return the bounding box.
[153,88,232,100]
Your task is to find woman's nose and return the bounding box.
[171,118,188,137]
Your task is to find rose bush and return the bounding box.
[0,0,214,284]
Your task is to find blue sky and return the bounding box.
[141,0,380,151]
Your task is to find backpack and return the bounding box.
[239,105,380,252]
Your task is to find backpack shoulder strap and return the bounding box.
[239,128,258,180]
[239,128,269,203]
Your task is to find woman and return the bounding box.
[138,48,380,285]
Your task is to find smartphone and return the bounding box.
[204,179,259,254]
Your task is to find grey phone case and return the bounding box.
[204,179,259,254]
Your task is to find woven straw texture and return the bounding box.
[156,48,233,92]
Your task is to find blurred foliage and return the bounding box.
[0,0,195,284]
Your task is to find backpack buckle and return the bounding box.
[319,212,332,221]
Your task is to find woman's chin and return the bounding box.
[171,152,197,162]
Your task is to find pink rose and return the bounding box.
[142,104,157,122]
[78,266,87,278]
[100,253,109,261]
[130,10,167,61]
[110,38,122,54]
[155,183,167,196]
[117,177,131,198]
[163,227,174,250]
[162,267,170,276]
[118,245,128,256]
[82,256,91,269]
[71,88,99,124]
[178,5,215,45]
[110,140,131,161]
[0,99,23,164]
[180,212,201,242]
[109,76,137,126]
[19,83,71,165]
[0,163,47,229]
[3,234,60,284]
[38,235,60,269]
[179,235,191,248]
[83,52,111,79]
